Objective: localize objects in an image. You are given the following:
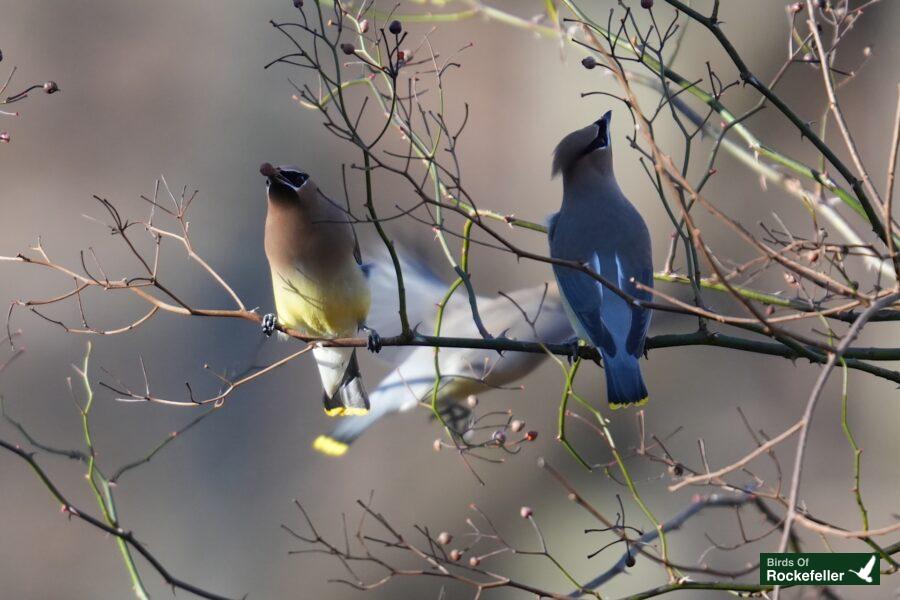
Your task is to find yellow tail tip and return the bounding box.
[609,396,649,410]
[313,435,349,457]
[323,406,369,417]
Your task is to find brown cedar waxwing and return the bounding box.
[260,162,377,417]
[548,111,654,408]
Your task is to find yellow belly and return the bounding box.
[272,266,370,337]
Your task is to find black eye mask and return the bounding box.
[278,169,310,188]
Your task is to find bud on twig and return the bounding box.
[437,531,452,545]
[43,81,59,94]
[510,419,524,433]
[340,43,356,56]
[449,549,462,561]
[293,0,303,8]
[640,0,654,8]
[466,394,478,408]
[520,506,533,519]
[389,20,403,35]
[581,56,597,70]
[525,430,538,441]
[468,556,480,567]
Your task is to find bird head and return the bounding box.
[260,162,315,204]
[551,110,613,179]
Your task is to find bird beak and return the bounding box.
[260,162,294,191]
[260,162,281,183]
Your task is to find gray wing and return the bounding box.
[553,252,616,355]
[546,212,560,242]
[617,252,653,357]
[363,245,451,365]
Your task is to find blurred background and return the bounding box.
[0,1,898,598]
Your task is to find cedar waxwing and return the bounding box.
[548,111,654,408]
[313,282,574,456]
[260,162,376,417]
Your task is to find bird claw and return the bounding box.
[365,328,382,353]
[261,313,277,337]
[564,337,581,365]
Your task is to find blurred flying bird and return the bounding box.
[547,111,654,408]
[313,282,573,456]
[260,162,378,417]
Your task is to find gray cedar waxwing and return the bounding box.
[313,282,574,456]
[260,162,376,417]
[548,111,654,408]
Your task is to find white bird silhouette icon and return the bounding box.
[848,555,876,583]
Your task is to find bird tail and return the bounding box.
[312,391,388,456]
[313,368,429,456]
[313,346,370,417]
[601,349,648,409]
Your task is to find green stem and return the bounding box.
[362,151,411,335]
[77,343,149,599]
[839,358,869,531]
[558,359,591,470]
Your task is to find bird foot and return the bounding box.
[363,326,382,353]
[261,313,277,337]
[564,337,581,365]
